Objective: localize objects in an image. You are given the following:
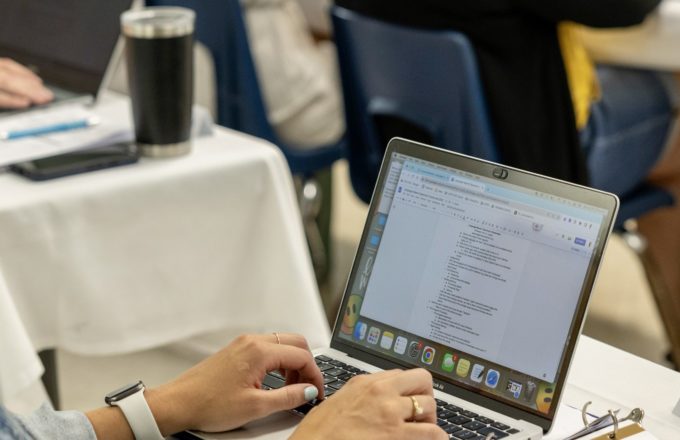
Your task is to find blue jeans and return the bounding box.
[580,66,675,196]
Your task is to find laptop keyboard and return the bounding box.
[262,355,521,439]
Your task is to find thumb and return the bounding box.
[258,383,320,415]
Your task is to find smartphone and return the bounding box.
[10,143,139,181]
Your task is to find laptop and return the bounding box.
[0,0,133,112]
[189,138,619,440]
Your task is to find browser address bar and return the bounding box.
[425,175,561,222]
[447,175,486,193]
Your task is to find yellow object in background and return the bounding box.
[559,23,601,130]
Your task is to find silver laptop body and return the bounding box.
[192,138,619,439]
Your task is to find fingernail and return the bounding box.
[38,89,54,101]
[303,386,318,401]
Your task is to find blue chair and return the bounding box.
[332,6,497,203]
[332,6,679,363]
[147,0,346,279]
[615,184,673,230]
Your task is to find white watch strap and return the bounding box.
[112,387,165,440]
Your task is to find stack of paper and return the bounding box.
[0,102,133,167]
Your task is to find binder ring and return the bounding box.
[581,401,593,427]
[606,409,619,439]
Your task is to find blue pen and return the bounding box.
[0,116,100,140]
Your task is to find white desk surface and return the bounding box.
[189,336,680,440]
[0,124,330,404]
[579,0,680,71]
[561,336,680,438]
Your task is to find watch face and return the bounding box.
[105,380,145,405]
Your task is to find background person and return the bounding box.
[244,0,344,149]
[335,0,676,194]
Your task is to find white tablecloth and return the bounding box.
[0,127,330,404]
[578,0,680,71]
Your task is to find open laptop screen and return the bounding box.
[334,139,617,421]
[0,0,132,95]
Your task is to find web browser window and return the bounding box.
[338,152,606,415]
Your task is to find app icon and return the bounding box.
[394,336,408,355]
[367,327,381,345]
[380,331,394,350]
[506,380,523,399]
[470,364,485,383]
[359,256,374,291]
[421,346,435,365]
[407,341,423,359]
[485,369,500,389]
[441,353,457,373]
[536,382,555,414]
[456,358,470,377]
[353,321,368,341]
[340,294,363,335]
[523,381,537,403]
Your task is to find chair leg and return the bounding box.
[298,178,328,282]
[39,349,60,409]
[620,219,680,369]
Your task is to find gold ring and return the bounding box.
[410,396,423,421]
[273,332,281,345]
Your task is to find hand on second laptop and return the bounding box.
[290,369,448,440]
[0,58,54,109]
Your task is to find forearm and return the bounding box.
[86,385,192,439]
[86,406,134,440]
[85,334,324,438]
[513,0,661,27]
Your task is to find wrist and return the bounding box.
[144,383,194,437]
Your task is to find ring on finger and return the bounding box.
[273,332,281,345]
[410,396,424,422]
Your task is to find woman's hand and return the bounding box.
[0,58,53,109]
[290,368,448,440]
[147,333,324,435]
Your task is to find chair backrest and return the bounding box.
[147,0,345,175]
[332,6,498,202]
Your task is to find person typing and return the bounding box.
[0,333,447,440]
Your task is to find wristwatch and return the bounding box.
[105,380,165,440]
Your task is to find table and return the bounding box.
[187,336,680,439]
[560,336,680,438]
[0,125,330,407]
[578,0,680,70]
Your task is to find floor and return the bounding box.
[59,159,672,413]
